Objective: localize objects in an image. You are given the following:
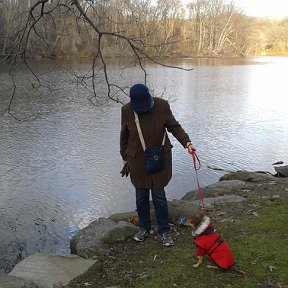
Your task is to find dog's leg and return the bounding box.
[193,256,203,268]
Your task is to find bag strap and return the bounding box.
[134,112,146,151]
[134,112,166,152]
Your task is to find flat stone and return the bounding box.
[9,253,97,288]
[0,275,38,288]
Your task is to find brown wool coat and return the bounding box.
[120,97,191,190]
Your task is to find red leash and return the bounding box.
[191,150,205,209]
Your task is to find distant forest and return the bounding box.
[1,0,288,59]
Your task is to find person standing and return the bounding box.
[120,83,195,246]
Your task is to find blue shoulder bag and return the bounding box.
[134,112,166,174]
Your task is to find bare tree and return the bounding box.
[187,0,208,53]
[187,0,245,55]
[0,0,193,120]
[153,0,185,55]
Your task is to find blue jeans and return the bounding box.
[135,188,170,235]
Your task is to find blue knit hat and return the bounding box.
[130,83,154,113]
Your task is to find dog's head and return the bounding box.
[191,210,207,227]
[191,211,212,236]
[180,210,207,228]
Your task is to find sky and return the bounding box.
[182,0,288,18]
[233,0,288,18]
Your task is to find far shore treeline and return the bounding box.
[1,0,288,59]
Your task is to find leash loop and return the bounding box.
[191,150,205,209]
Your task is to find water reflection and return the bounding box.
[0,56,288,273]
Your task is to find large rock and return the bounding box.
[70,218,138,259]
[182,180,246,200]
[220,171,275,182]
[109,200,201,223]
[8,253,97,288]
[192,195,246,208]
[0,275,38,288]
[109,211,138,222]
[167,199,201,218]
[102,221,139,244]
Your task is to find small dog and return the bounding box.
[186,211,234,270]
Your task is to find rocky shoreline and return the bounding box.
[0,171,287,288]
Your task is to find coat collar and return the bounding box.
[192,216,211,236]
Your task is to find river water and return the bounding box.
[0,56,287,273]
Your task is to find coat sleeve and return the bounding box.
[164,101,191,147]
[120,106,129,161]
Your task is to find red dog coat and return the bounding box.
[192,216,234,269]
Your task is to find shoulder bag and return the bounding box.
[134,112,166,174]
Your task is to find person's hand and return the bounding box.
[120,162,129,177]
[186,142,196,155]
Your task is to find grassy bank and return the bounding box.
[66,198,288,288]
